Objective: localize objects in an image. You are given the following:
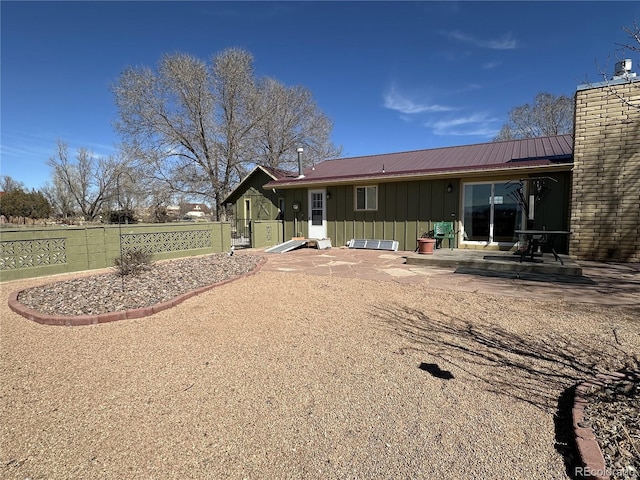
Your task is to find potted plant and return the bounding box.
[417,230,436,255]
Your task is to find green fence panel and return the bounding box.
[0,222,231,282]
[251,220,284,248]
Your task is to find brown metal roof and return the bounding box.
[259,165,297,180]
[265,134,573,188]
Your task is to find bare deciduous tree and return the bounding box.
[139,176,177,223]
[112,48,341,219]
[47,140,125,221]
[213,48,263,215]
[493,92,574,141]
[0,175,25,193]
[114,50,247,220]
[253,78,342,171]
[41,175,76,219]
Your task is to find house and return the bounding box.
[262,78,639,262]
[224,166,295,222]
[165,203,212,220]
[183,203,211,219]
[223,165,296,246]
[165,204,181,219]
[218,76,637,260]
[264,135,573,254]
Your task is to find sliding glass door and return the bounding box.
[462,181,523,244]
[463,184,491,241]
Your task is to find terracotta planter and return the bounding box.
[417,238,436,255]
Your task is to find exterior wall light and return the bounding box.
[326,191,331,200]
[447,183,453,193]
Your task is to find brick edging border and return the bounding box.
[572,369,639,480]
[7,256,267,327]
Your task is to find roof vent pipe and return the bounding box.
[297,147,305,178]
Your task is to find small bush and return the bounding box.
[113,249,154,276]
[108,209,137,224]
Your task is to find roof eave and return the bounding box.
[264,161,573,189]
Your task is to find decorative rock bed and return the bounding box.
[573,370,639,480]
[8,253,265,326]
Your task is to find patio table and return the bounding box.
[514,229,571,265]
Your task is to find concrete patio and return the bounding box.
[405,247,582,276]
[258,245,639,307]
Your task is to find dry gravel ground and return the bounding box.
[1,252,639,480]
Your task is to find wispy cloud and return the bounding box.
[425,113,500,137]
[382,83,498,138]
[482,61,501,70]
[445,30,518,50]
[0,130,117,169]
[383,85,456,114]
[0,131,58,163]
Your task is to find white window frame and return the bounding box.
[354,185,378,211]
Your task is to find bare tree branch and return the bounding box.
[594,22,640,110]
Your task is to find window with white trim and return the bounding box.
[355,186,377,211]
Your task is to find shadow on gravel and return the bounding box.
[419,362,454,380]
[374,303,638,478]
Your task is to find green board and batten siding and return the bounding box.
[277,172,570,252]
[279,178,459,251]
[225,168,283,222]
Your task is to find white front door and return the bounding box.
[308,189,327,239]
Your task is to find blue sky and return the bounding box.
[2,1,639,191]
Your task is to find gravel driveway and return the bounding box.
[1,251,638,479]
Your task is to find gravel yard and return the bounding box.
[1,251,638,479]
